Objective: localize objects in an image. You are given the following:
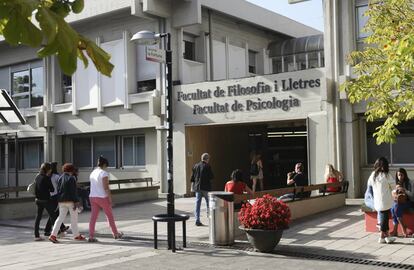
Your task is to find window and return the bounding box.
[296,53,307,71]
[0,139,43,169]
[184,40,195,61]
[93,136,116,167]
[20,140,44,169]
[366,120,414,165]
[356,5,370,41]
[136,44,158,93]
[272,57,283,74]
[62,74,72,103]
[308,52,319,69]
[122,136,145,167]
[11,62,43,108]
[73,138,92,167]
[137,79,156,93]
[248,50,257,74]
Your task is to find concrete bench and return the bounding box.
[362,206,414,234]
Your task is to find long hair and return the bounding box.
[231,169,243,182]
[39,162,52,175]
[251,153,260,164]
[373,157,389,179]
[395,168,410,186]
[324,164,335,179]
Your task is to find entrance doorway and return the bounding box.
[185,120,308,193]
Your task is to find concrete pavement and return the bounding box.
[0,197,414,269]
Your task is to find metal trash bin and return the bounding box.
[208,191,234,245]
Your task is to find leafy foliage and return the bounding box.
[0,0,113,76]
[341,0,414,144]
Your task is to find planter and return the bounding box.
[239,226,283,253]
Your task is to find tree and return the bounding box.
[341,0,414,144]
[0,0,113,76]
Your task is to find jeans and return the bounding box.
[44,196,66,234]
[379,210,390,233]
[51,202,80,237]
[34,200,57,238]
[89,197,119,239]
[195,190,209,223]
[391,201,411,225]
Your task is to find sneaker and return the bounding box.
[88,238,98,243]
[378,238,386,244]
[74,235,86,241]
[34,237,44,241]
[385,237,396,244]
[114,232,124,239]
[49,235,59,243]
[195,221,203,226]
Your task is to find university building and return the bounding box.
[1,0,408,201]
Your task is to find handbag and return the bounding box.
[27,181,36,195]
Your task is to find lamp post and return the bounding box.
[131,31,176,249]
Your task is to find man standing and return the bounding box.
[191,153,214,226]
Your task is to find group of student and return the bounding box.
[33,156,123,243]
[364,157,414,244]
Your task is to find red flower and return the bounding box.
[238,194,291,230]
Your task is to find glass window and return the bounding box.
[0,142,4,169]
[136,44,157,93]
[248,50,257,74]
[8,142,15,169]
[296,53,307,71]
[366,120,414,164]
[73,138,92,167]
[356,5,369,40]
[11,63,44,108]
[137,79,156,93]
[93,136,116,167]
[308,52,319,69]
[184,40,195,61]
[62,74,72,103]
[122,135,145,167]
[284,55,295,72]
[272,57,283,74]
[21,140,43,169]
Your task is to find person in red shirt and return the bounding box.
[324,164,343,192]
[225,169,253,195]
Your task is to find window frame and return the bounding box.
[355,3,369,48]
[248,50,258,74]
[10,61,44,108]
[121,135,146,168]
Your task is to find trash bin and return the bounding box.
[208,191,234,245]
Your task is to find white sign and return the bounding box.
[146,47,165,63]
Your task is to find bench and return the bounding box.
[0,186,29,199]
[362,206,414,235]
[79,177,153,189]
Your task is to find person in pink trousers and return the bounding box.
[88,156,123,242]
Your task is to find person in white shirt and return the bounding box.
[88,156,123,242]
[367,157,396,244]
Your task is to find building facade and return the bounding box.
[0,0,320,196]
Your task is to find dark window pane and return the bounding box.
[122,137,134,166]
[62,74,72,103]
[248,50,257,73]
[31,67,43,106]
[21,140,42,169]
[272,57,282,74]
[13,95,30,108]
[308,52,319,68]
[93,136,115,167]
[8,143,15,168]
[184,40,195,61]
[137,79,156,93]
[73,138,92,167]
[135,136,145,166]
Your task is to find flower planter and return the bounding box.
[240,226,283,253]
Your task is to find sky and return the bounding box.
[246,0,324,32]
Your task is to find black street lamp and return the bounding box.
[131,31,182,251]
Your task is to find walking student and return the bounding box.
[44,162,69,236]
[250,153,263,192]
[49,163,85,243]
[191,153,214,226]
[88,156,123,242]
[34,163,57,241]
[367,157,396,244]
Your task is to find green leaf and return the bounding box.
[36,7,57,44]
[77,48,89,68]
[37,37,59,57]
[71,0,84,14]
[57,47,77,75]
[83,37,114,77]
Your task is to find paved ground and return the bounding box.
[0,198,413,269]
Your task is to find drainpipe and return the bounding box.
[208,9,214,81]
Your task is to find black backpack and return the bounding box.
[250,163,259,176]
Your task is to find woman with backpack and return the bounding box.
[49,163,85,243]
[34,162,57,241]
[367,157,396,244]
[250,153,263,192]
